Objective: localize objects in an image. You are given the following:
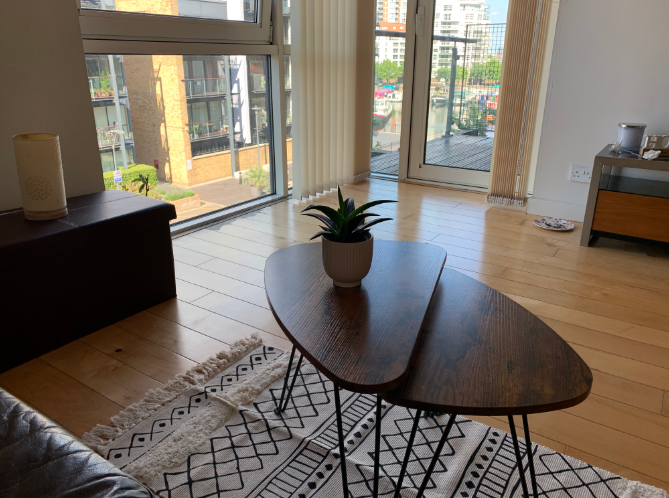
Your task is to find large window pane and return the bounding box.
[80,0,258,23]
[86,53,274,224]
[283,0,291,44]
[370,0,409,177]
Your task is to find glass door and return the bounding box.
[408,0,507,189]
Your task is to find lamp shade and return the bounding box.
[13,133,68,221]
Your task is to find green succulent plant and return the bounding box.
[301,186,396,243]
[242,166,269,190]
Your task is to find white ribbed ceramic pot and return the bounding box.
[13,133,68,221]
[321,235,374,288]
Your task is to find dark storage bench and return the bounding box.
[0,190,177,373]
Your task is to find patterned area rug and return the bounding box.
[83,336,667,498]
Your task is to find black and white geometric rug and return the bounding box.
[83,337,667,498]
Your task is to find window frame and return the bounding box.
[78,0,273,45]
[77,0,291,232]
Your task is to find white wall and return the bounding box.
[0,0,103,213]
[528,0,669,222]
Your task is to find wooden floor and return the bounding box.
[3,178,669,490]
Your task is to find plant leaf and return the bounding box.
[309,231,332,241]
[344,197,356,217]
[347,199,397,220]
[302,204,345,227]
[353,217,393,232]
[302,212,338,233]
[347,212,379,230]
[337,186,345,215]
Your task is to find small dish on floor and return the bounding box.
[534,217,575,231]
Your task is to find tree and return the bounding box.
[436,67,451,82]
[468,56,502,84]
[375,59,400,83]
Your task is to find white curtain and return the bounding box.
[292,0,357,200]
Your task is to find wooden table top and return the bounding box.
[264,241,447,393]
[383,269,593,415]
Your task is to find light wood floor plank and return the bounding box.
[171,244,216,266]
[117,311,229,363]
[81,325,197,384]
[40,341,162,408]
[198,257,266,287]
[208,222,294,248]
[565,394,669,449]
[0,359,122,437]
[173,236,267,271]
[175,260,268,308]
[465,415,568,454]
[189,229,278,258]
[542,318,669,370]
[191,292,286,338]
[175,278,212,303]
[589,370,664,414]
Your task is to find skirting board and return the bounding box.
[527,197,586,223]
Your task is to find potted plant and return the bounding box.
[302,186,396,287]
[243,166,269,197]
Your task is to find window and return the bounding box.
[444,5,452,11]
[444,14,451,21]
[86,52,277,223]
[435,13,440,19]
[465,14,474,20]
[80,0,258,23]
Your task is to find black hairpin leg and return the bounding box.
[373,395,383,498]
[334,386,349,498]
[415,413,457,498]
[522,414,539,498]
[274,346,303,415]
[508,415,530,498]
[394,408,422,498]
[280,354,303,412]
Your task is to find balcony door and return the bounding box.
[406,0,506,190]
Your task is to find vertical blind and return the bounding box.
[487,0,552,207]
[292,0,357,200]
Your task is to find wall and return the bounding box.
[0,0,103,212]
[528,0,669,222]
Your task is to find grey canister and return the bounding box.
[616,123,646,151]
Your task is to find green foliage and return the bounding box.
[100,71,111,94]
[242,166,269,190]
[164,189,195,201]
[103,164,158,191]
[436,67,451,82]
[468,56,502,84]
[301,186,396,243]
[132,173,152,196]
[375,59,401,83]
[455,101,495,136]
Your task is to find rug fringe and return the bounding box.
[81,333,263,453]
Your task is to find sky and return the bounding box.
[485,0,509,24]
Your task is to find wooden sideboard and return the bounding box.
[580,145,669,246]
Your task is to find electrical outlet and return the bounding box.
[570,165,593,183]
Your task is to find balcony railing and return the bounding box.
[188,119,230,142]
[96,125,132,149]
[183,77,227,99]
[89,76,126,99]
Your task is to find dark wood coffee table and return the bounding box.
[265,241,448,498]
[383,268,593,498]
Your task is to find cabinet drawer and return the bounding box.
[592,190,669,243]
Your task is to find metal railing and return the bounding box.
[183,77,227,99]
[89,76,126,98]
[188,119,230,141]
[96,125,132,149]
